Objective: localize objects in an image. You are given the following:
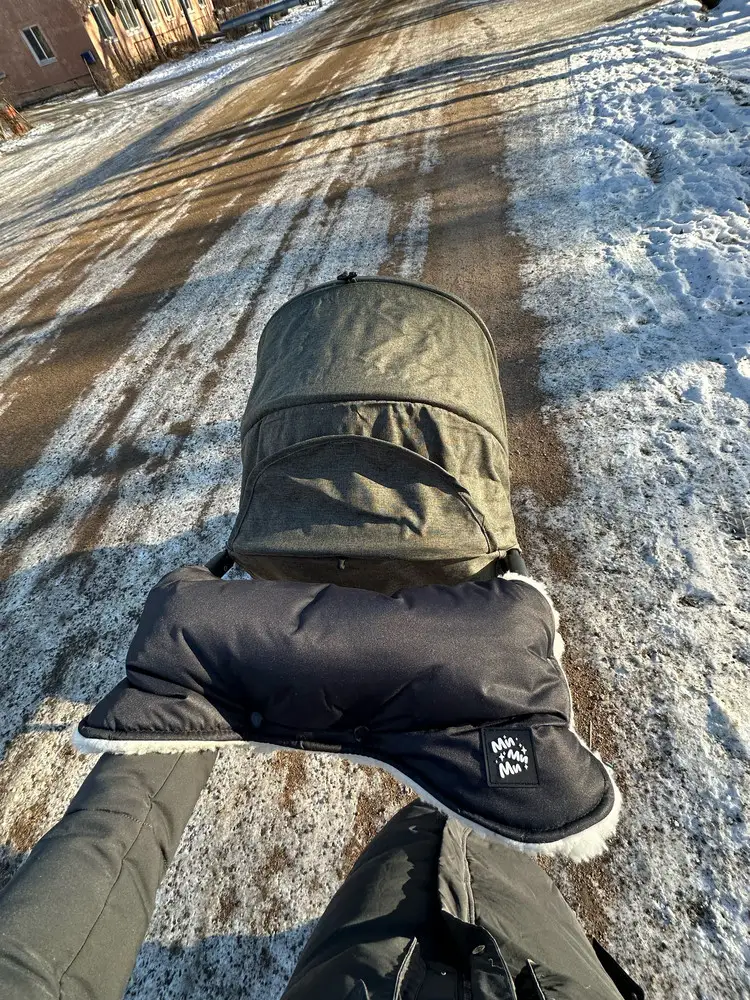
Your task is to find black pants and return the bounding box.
[0,754,637,1000]
[282,799,633,1000]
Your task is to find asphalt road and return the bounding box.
[0,0,657,995]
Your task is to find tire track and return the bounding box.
[0,1,662,992]
[0,0,448,765]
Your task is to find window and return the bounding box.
[114,0,141,30]
[184,0,194,9]
[21,25,56,65]
[141,0,159,20]
[90,4,117,39]
[159,0,175,19]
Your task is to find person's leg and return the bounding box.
[0,750,216,1000]
[281,799,457,1000]
[283,803,640,1000]
[458,823,640,999]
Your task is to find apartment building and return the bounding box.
[0,0,217,107]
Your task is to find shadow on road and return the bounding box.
[1,0,662,246]
[123,929,315,1000]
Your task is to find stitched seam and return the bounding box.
[244,398,509,451]
[64,807,144,824]
[461,824,476,925]
[230,434,499,552]
[392,937,419,1000]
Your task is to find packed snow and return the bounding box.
[117,1,332,100]
[0,1,748,999]
[504,1,749,995]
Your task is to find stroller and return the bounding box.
[213,274,526,590]
[77,274,621,861]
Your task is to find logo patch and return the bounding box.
[482,729,539,787]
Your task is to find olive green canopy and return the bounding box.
[228,277,517,592]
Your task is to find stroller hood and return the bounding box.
[75,567,620,862]
[228,278,517,591]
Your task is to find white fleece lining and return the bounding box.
[72,573,620,861]
[501,572,573,724]
[72,726,621,863]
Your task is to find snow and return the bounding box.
[0,3,439,996]
[116,2,333,101]
[503,1,750,996]
[663,0,750,76]
[0,0,748,998]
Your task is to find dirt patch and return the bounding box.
[560,621,619,765]
[338,768,413,878]
[419,84,570,512]
[633,142,664,183]
[254,844,294,933]
[6,797,50,854]
[525,527,622,941]
[168,418,193,439]
[217,884,240,925]
[262,843,291,878]
[307,872,324,894]
[269,752,309,814]
[0,845,25,891]
[539,852,614,944]
[170,341,192,364]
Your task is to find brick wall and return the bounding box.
[0,0,93,106]
[0,0,218,107]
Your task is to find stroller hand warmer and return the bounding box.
[75,567,621,862]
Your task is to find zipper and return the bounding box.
[230,434,495,556]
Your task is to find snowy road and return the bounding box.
[1,0,748,997]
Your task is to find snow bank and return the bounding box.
[504,1,749,996]
[663,0,750,77]
[116,0,335,100]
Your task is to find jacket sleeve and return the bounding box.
[0,749,216,1000]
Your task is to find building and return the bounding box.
[0,0,217,107]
